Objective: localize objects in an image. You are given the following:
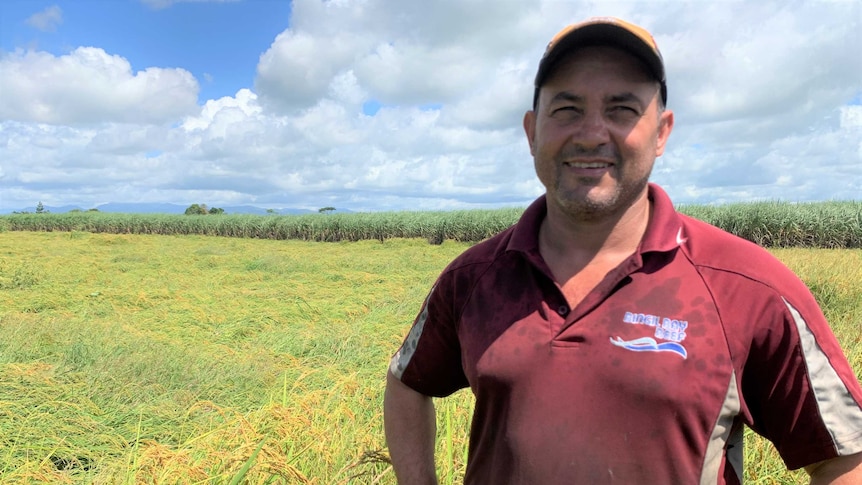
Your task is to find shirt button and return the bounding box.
[557,305,568,316]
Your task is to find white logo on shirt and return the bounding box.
[676,228,687,245]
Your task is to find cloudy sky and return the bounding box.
[0,0,860,213]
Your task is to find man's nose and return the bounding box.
[571,110,610,149]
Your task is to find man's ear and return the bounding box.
[523,110,537,156]
[655,109,674,157]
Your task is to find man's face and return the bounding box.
[523,46,673,221]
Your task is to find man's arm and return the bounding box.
[805,452,862,484]
[384,370,439,485]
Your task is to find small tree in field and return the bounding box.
[319,206,336,214]
[184,204,208,215]
[35,202,47,214]
[185,204,223,215]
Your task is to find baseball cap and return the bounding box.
[533,17,667,108]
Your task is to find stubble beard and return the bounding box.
[550,159,653,223]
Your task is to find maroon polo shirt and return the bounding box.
[390,183,862,484]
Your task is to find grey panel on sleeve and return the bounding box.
[785,297,862,455]
[389,286,435,380]
[701,370,742,485]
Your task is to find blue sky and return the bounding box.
[1,0,290,103]
[0,0,860,213]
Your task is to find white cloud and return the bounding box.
[440,59,533,131]
[663,2,861,133]
[26,5,63,32]
[0,0,859,212]
[253,0,548,113]
[654,100,862,203]
[0,47,199,124]
[255,28,370,112]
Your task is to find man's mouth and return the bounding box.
[564,162,612,169]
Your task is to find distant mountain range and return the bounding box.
[2,203,353,215]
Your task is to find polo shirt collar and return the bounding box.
[506,183,684,257]
[641,183,685,254]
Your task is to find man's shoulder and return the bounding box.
[441,220,528,279]
[677,213,803,290]
[443,225,518,275]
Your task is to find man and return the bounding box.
[384,17,862,484]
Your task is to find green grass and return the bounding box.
[0,232,470,483]
[0,232,858,483]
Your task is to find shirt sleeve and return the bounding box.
[738,275,862,470]
[389,270,469,398]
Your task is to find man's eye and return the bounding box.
[552,106,579,114]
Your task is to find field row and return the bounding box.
[2,199,861,247]
[1,232,860,483]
